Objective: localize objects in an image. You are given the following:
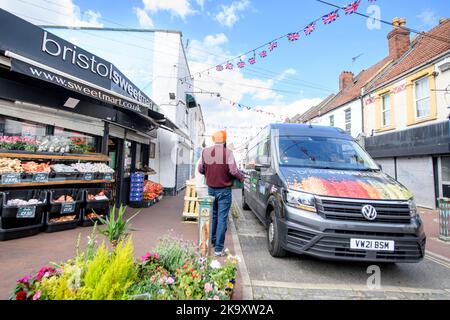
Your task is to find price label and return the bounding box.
[61,202,76,214]
[33,173,49,183]
[17,206,36,218]
[1,173,21,184]
[103,173,113,181]
[83,173,94,181]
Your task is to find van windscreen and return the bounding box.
[278,136,379,171]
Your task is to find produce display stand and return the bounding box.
[80,188,112,227]
[44,189,84,233]
[182,180,199,221]
[0,152,115,240]
[0,190,47,241]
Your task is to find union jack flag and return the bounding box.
[344,0,361,15]
[269,41,278,51]
[287,32,300,42]
[322,10,339,24]
[237,61,245,68]
[216,65,224,71]
[304,22,316,35]
[259,51,267,58]
[249,57,256,65]
[225,62,233,70]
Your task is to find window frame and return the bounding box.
[329,115,335,127]
[344,108,351,134]
[381,93,391,127]
[413,76,431,119]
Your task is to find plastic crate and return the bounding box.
[44,212,80,233]
[48,189,84,215]
[0,190,47,229]
[0,215,44,241]
[84,188,112,210]
[80,207,110,227]
[129,200,155,208]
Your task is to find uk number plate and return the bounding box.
[350,239,395,252]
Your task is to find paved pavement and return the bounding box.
[0,193,242,300]
[232,190,450,300]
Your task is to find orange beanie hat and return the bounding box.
[212,130,227,143]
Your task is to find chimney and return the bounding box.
[388,17,410,60]
[339,71,354,91]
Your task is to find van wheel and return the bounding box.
[242,190,250,210]
[267,210,286,258]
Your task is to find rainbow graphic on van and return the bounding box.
[282,168,413,200]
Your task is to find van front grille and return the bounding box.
[316,198,411,224]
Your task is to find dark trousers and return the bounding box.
[208,187,232,252]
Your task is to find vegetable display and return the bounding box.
[49,215,76,223]
[53,195,75,203]
[143,181,163,201]
[21,162,51,173]
[6,199,43,206]
[51,164,77,173]
[87,190,108,201]
[70,162,114,173]
[36,137,72,153]
[0,158,23,173]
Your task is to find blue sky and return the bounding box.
[1,0,449,145]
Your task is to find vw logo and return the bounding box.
[361,205,377,221]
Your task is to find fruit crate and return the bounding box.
[44,189,84,233]
[80,206,110,227]
[84,188,112,210]
[0,190,47,240]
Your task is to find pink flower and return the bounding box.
[140,253,152,262]
[154,253,160,260]
[36,267,55,281]
[166,277,174,285]
[204,283,213,293]
[32,291,41,300]
[17,275,33,284]
[213,295,220,300]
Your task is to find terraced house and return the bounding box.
[289,18,450,209]
[364,18,450,209]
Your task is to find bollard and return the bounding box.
[438,198,450,242]
[198,196,215,256]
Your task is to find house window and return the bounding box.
[381,93,391,127]
[344,109,351,134]
[414,76,430,118]
[329,115,335,127]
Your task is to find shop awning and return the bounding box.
[186,94,198,109]
[147,109,190,141]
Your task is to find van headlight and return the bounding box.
[284,189,317,213]
[408,199,418,217]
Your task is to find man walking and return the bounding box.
[198,130,244,257]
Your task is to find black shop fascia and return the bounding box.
[0,9,186,204]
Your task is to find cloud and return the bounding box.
[134,7,154,28]
[417,9,439,28]
[0,0,103,27]
[141,0,195,19]
[186,33,323,150]
[196,0,206,10]
[215,0,250,28]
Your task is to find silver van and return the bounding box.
[242,124,426,262]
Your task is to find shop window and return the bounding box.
[381,93,391,127]
[149,142,156,159]
[329,115,334,127]
[345,108,351,134]
[0,116,46,150]
[414,77,430,119]
[135,143,142,170]
[54,127,99,153]
[124,140,132,178]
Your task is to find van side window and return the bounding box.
[246,144,258,169]
[257,139,270,166]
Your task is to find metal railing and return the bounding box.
[437,198,450,241]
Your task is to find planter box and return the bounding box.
[44,212,80,233]
[0,190,47,229]
[48,189,84,214]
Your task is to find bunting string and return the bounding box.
[183,0,371,82]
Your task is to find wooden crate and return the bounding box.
[182,180,199,221]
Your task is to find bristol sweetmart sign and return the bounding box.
[0,9,153,115]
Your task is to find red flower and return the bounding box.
[16,291,27,300]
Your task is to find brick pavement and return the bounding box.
[418,207,450,261]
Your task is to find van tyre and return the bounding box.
[267,210,286,257]
[242,191,250,210]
